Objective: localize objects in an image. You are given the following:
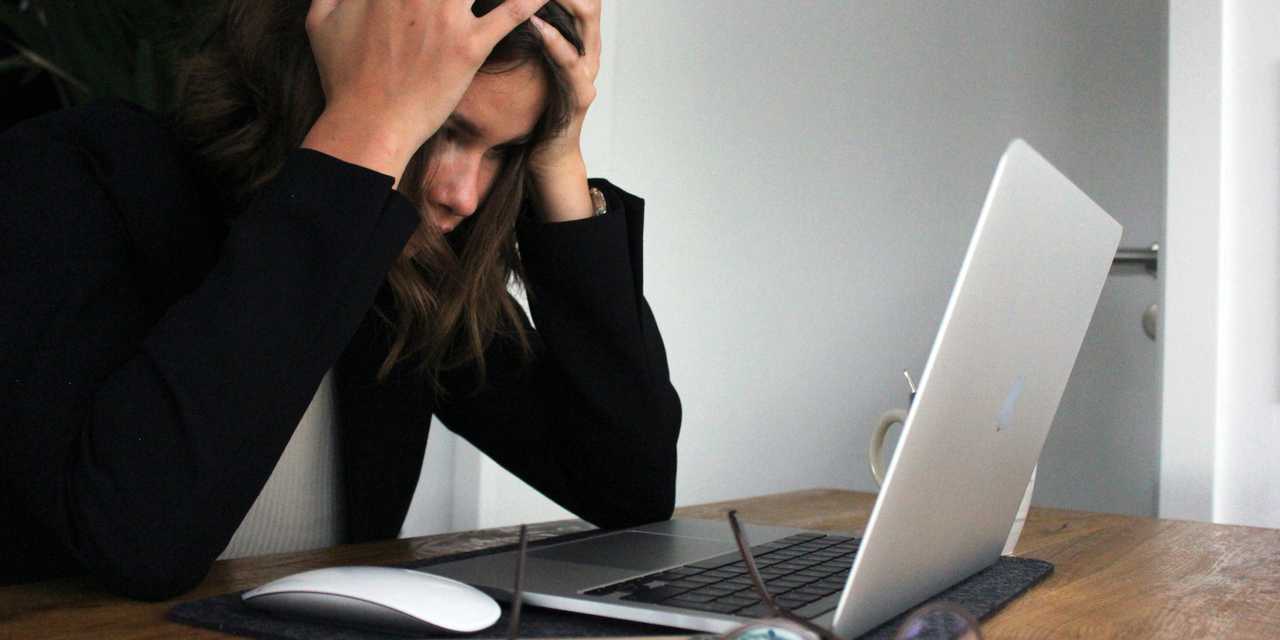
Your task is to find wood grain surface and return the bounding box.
[2,489,1278,638]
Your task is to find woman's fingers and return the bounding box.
[302,0,554,180]
[476,0,551,48]
[530,0,601,86]
[306,0,343,24]
[305,0,346,42]
[531,15,596,109]
[531,15,582,70]
[554,0,601,60]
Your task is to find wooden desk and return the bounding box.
[3,489,1279,638]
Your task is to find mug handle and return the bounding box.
[868,408,908,486]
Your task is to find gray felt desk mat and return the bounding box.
[169,529,1053,639]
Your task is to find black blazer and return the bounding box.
[0,103,680,600]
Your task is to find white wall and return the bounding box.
[1163,0,1280,529]
[405,1,1170,533]
[1160,0,1221,524]
[1215,0,1280,528]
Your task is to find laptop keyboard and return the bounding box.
[583,532,860,619]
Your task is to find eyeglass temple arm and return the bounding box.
[727,510,784,617]
[506,525,528,640]
[727,511,845,640]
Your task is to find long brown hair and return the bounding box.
[172,0,583,391]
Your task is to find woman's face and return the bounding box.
[416,62,548,235]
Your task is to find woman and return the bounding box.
[0,0,680,600]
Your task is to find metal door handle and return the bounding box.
[1113,242,1159,276]
[1110,243,1160,340]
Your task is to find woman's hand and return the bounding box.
[301,0,549,184]
[526,0,601,222]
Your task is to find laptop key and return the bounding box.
[795,587,837,599]
[777,595,815,608]
[622,586,688,603]
[585,576,650,596]
[772,561,808,571]
[663,591,716,603]
[688,553,740,570]
[699,585,742,597]
[775,535,812,543]
[664,566,706,577]
[767,550,804,559]
[668,599,743,614]
[703,568,741,579]
[736,603,775,619]
[650,572,686,583]
[683,574,720,584]
[793,593,843,619]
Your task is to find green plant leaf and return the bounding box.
[0,3,55,57]
[0,54,33,74]
[3,1,201,109]
[3,37,87,92]
[39,3,115,102]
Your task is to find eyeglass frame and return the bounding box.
[501,513,981,640]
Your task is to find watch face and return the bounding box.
[590,187,608,216]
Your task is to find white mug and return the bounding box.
[869,408,1036,556]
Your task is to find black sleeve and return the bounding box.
[0,120,418,599]
[434,180,682,528]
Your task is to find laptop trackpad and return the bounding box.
[529,531,735,572]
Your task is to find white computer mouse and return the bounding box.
[241,566,501,634]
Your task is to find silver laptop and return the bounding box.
[432,139,1122,638]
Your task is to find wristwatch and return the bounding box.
[589,187,608,217]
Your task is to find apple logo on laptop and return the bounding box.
[995,376,1025,432]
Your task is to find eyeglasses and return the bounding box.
[503,514,982,640]
[721,510,982,640]
[506,524,529,640]
[722,510,981,640]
